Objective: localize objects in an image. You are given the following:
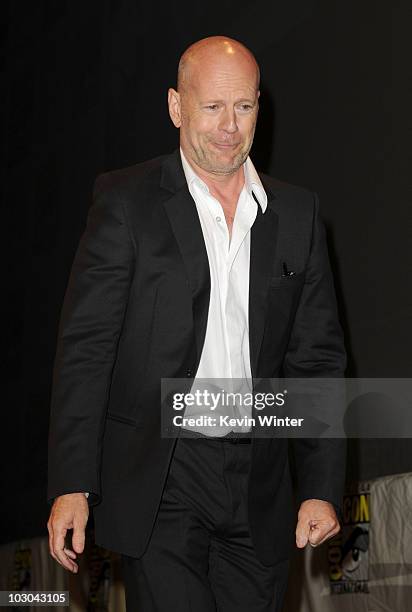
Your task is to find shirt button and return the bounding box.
[186,369,193,377]
[216,216,222,222]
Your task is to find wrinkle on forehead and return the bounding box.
[193,71,257,99]
[177,36,260,94]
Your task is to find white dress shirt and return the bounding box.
[180,148,267,435]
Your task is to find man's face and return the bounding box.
[170,54,260,176]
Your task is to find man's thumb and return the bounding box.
[296,519,310,548]
[72,519,86,553]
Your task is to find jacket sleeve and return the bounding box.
[47,176,135,507]
[284,192,347,514]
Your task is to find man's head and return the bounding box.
[168,36,260,177]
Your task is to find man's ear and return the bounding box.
[168,88,182,128]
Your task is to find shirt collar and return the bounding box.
[180,147,267,213]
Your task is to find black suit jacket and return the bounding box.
[47,148,346,565]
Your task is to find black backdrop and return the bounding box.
[3,0,412,545]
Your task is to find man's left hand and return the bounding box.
[295,499,340,548]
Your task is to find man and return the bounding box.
[47,36,346,611]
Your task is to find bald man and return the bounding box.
[47,36,346,611]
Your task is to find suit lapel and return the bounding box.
[161,150,211,365]
[160,149,279,377]
[249,187,279,378]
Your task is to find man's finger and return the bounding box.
[295,518,311,548]
[64,548,77,559]
[308,519,339,547]
[48,520,62,564]
[47,521,54,559]
[53,527,78,573]
[54,546,78,573]
[72,517,86,554]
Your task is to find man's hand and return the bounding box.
[47,493,89,573]
[295,499,340,549]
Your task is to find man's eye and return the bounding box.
[205,104,219,110]
[238,104,253,111]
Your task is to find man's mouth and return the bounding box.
[211,142,240,150]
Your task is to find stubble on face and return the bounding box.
[183,108,256,176]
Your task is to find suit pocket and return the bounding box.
[268,269,305,288]
[106,411,139,428]
[102,412,144,483]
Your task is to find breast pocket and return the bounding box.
[268,269,306,288]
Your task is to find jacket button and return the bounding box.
[186,369,193,377]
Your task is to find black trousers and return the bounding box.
[121,436,289,611]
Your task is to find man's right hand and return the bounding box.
[47,493,89,573]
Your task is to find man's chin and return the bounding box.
[206,151,246,175]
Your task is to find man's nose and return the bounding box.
[218,108,238,133]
